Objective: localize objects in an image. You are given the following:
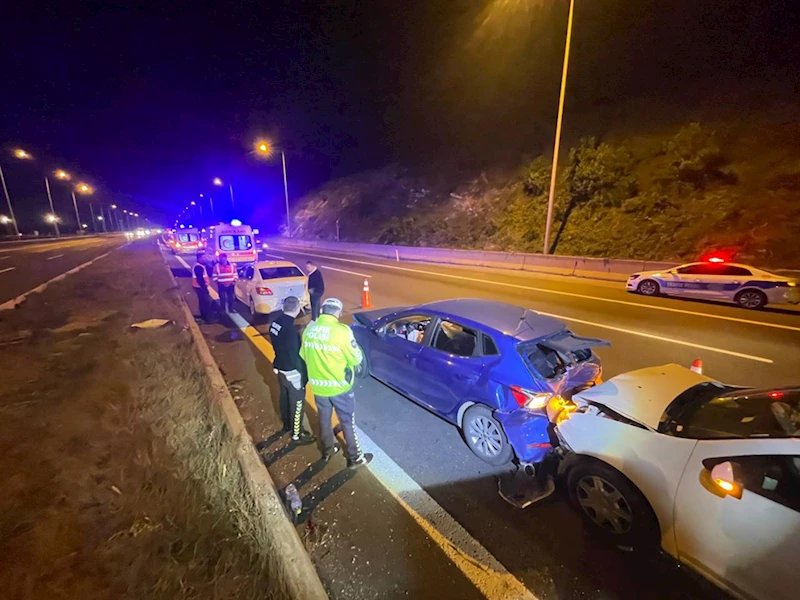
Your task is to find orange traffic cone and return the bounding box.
[361,278,373,309]
[690,358,703,374]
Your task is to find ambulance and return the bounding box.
[169,227,205,255]
[207,220,258,264]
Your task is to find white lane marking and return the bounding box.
[46,254,64,260]
[171,252,537,600]
[321,265,372,278]
[275,247,800,334]
[0,266,16,274]
[0,256,10,260]
[261,252,285,260]
[538,310,773,364]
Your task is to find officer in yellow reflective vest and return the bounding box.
[300,298,371,469]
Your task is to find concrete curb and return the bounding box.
[0,245,123,311]
[160,253,329,600]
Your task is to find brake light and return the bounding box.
[175,241,182,247]
[768,391,784,399]
[256,287,273,296]
[510,386,552,410]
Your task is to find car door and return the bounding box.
[235,265,254,302]
[674,438,800,600]
[663,264,716,298]
[370,314,429,398]
[414,319,487,419]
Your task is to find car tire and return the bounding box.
[636,279,660,296]
[355,347,370,380]
[567,459,659,550]
[461,405,513,466]
[249,297,260,323]
[735,289,767,310]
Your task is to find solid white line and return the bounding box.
[261,252,285,260]
[537,311,773,364]
[46,254,64,260]
[275,247,800,334]
[321,265,372,278]
[0,256,9,260]
[172,257,537,600]
[0,266,16,274]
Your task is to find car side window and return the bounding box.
[676,265,703,275]
[482,334,499,356]
[385,315,430,344]
[730,455,800,513]
[722,266,752,277]
[244,265,254,280]
[433,320,478,357]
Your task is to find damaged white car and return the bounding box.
[548,364,800,600]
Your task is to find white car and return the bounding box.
[549,364,800,600]
[234,260,311,318]
[626,260,798,309]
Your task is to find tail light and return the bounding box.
[175,241,182,247]
[509,386,552,410]
[256,287,273,296]
[215,250,220,256]
[546,396,577,424]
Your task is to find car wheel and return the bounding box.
[636,279,660,296]
[249,297,259,322]
[567,459,659,550]
[735,289,767,310]
[355,347,370,380]
[461,405,513,466]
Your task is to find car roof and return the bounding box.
[676,262,784,277]
[417,298,565,341]
[253,260,302,269]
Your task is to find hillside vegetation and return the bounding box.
[292,116,800,268]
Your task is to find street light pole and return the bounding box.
[44,177,61,237]
[89,204,96,232]
[281,151,291,237]
[71,191,82,233]
[0,165,20,236]
[229,183,235,210]
[542,0,575,255]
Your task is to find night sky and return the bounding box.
[1,0,797,232]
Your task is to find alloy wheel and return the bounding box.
[638,280,658,296]
[738,290,764,309]
[467,416,503,458]
[575,475,633,535]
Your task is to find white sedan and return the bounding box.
[549,364,800,600]
[234,261,311,318]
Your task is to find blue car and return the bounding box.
[352,299,610,466]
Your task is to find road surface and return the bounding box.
[0,236,125,305]
[164,242,800,600]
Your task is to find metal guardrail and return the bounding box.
[265,237,678,278]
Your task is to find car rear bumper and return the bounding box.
[495,409,551,464]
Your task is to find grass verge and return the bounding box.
[0,242,286,599]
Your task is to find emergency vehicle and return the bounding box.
[207,220,258,264]
[169,227,205,255]
[627,258,799,309]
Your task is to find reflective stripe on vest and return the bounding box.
[192,264,210,288]
[214,263,236,284]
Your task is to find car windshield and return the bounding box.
[259,266,304,280]
[660,383,800,439]
[178,233,199,242]
[219,235,252,251]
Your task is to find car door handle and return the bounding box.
[732,280,740,285]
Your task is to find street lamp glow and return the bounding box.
[76,183,93,194]
[0,215,10,224]
[212,177,223,186]
[14,149,31,159]
[46,214,58,223]
[190,201,196,206]
[110,204,117,209]
[54,169,70,180]
[255,140,272,156]
[97,216,104,221]
[133,212,139,217]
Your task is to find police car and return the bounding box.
[626,258,799,309]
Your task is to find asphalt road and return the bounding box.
[165,243,800,600]
[0,235,125,305]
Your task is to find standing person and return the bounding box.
[192,251,213,322]
[300,298,371,469]
[306,261,325,321]
[213,253,237,313]
[269,296,316,444]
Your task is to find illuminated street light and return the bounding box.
[14,149,31,160]
[110,204,117,209]
[254,138,291,236]
[0,215,9,224]
[190,201,196,206]
[0,166,20,236]
[76,183,93,194]
[212,177,223,186]
[54,169,70,180]
[97,215,104,221]
[255,140,272,156]
[46,213,58,223]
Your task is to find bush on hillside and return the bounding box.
[659,123,735,187]
[565,138,638,208]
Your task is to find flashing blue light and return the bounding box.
[230,219,242,226]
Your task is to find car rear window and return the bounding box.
[178,233,199,242]
[219,235,253,251]
[520,335,596,379]
[259,266,304,279]
[662,385,800,439]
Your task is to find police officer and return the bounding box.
[269,296,316,444]
[192,251,213,322]
[300,298,371,469]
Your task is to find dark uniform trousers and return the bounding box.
[277,371,312,436]
[316,389,361,461]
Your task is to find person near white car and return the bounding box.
[548,364,800,600]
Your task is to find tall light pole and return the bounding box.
[71,191,82,232]
[213,177,233,212]
[0,166,19,236]
[542,0,575,255]
[254,140,291,236]
[44,177,61,237]
[74,183,92,234]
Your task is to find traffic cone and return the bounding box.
[690,359,703,374]
[361,278,373,309]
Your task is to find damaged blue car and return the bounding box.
[351,298,610,467]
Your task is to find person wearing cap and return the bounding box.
[192,251,213,322]
[300,297,371,469]
[212,252,237,313]
[269,295,316,445]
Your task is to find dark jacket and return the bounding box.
[193,263,208,290]
[269,312,307,382]
[308,269,325,296]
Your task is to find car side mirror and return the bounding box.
[703,461,743,500]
